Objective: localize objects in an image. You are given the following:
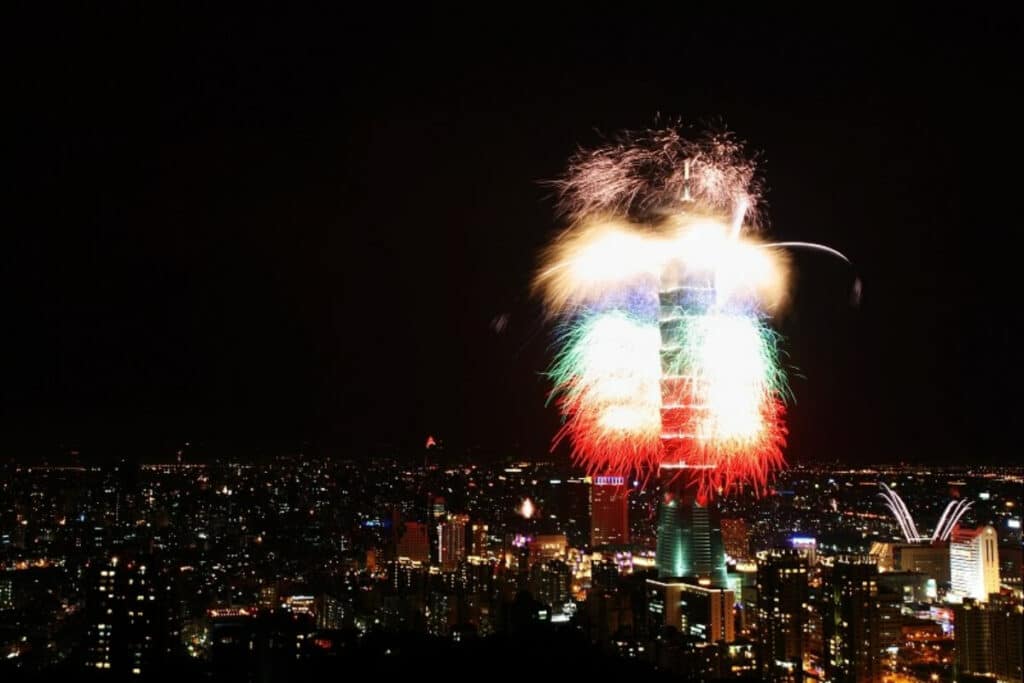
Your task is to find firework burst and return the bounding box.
[537,124,846,498]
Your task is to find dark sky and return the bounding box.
[5,9,1019,463]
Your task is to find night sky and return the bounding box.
[5,9,1018,464]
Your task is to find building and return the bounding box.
[822,556,882,683]
[396,521,430,564]
[755,549,809,682]
[895,542,950,584]
[529,534,567,565]
[430,496,446,520]
[954,594,1024,682]
[647,578,735,643]
[471,522,489,557]
[655,489,727,587]
[950,525,1001,602]
[530,560,572,613]
[591,475,629,547]
[82,556,166,677]
[315,594,345,630]
[438,514,468,570]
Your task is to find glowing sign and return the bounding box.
[595,476,625,486]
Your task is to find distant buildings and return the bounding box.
[646,578,735,643]
[949,525,1001,602]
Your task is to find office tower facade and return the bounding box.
[954,594,1024,682]
[822,556,882,683]
[83,556,165,677]
[590,475,630,547]
[647,578,735,643]
[950,525,1001,602]
[315,594,344,630]
[438,514,468,570]
[655,483,727,586]
[756,549,809,682]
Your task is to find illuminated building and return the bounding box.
[954,594,1024,682]
[821,556,883,683]
[529,534,567,565]
[315,594,344,630]
[396,521,430,564]
[530,559,572,613]
[646,578,735,643]
[655,487,727,587]
[258,584,279,609]
[720,517,750,561]
[950,525,1001,602]
[83,556,165,676]
[788,536,817,566]
[590,475,629,547]
[438,514,468,570]
[471,522,489,557]
[755,549,808,682]
[430,496,446,520]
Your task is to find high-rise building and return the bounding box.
[530,560,572,612]
[950,525,1001,602]
[822,556,882,683]
[591,475,629,547]
[396,521,430,564]
[471,522,489,557]
[430,496,446,520]
[647,578,735,643]
[438,514,468,570]
[315,594,345,630]
[655,484,727,587]
[756,549,809,682]
[954,594,1024,682]
[83,556,166,677]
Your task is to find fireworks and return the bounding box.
[539,124,847,497]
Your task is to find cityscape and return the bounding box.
[1,452,1020,681]
[6,7,1018,683]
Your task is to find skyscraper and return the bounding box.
[822,556,882,683]
[438,514,468,570]
[950,525,1001,602]
[83,556,166,677]
[591,475,630,547]
[756,549,809,682]
[655,482,727,587]
[954,594,1024,682]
